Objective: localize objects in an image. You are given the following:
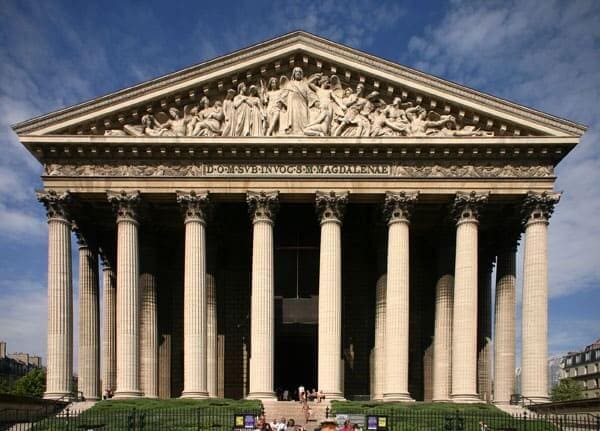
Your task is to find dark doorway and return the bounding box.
[274,204,319,398]
[275,322,317,398]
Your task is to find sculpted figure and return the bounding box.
[156,107,188,137]
[303,100,333,136]
[192,100,225,136]
[261,77,287,136]
[333,83,378,137]
[432,119,494,137]
[247,85,266,136]
[221,89,236,136]
[234,82,252,136]
[105,114,164,137]
[381,97,411,135]
[189,96,211,136]
[404,106,453,136]
[285,67,318,134]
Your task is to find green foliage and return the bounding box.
[11,368,46,398]
[0,375,13,393]
[89,397,261,412]
[551,378,584,402]
[330,400,504,415]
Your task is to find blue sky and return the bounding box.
[0,0,598,367]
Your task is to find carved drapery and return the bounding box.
[102,66,495,139]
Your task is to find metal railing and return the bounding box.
[329,409,600,431]
[1,406,262,431]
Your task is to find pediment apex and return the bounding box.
[12,30,586,138]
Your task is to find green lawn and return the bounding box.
[30,398,262,430]
[87,397,261,412]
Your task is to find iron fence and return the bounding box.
[1,406,262,431]
[328,409,600,431]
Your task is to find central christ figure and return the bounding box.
[285,66,317,134]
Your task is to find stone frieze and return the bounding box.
[44,162,553,178]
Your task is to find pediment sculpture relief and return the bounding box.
[105,67,494,138]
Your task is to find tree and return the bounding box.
[551,378,584,402]
[11,368,46,398]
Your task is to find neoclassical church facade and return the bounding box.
[12,32,586,403]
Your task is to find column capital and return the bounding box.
[247,190,279,223]
[36,190,72,222]
[177,190,210,223]
[107,190,141,223]
[384,191,418,225]
[452,191,489,225]
[316,191,349,224]
[521,191,561,227]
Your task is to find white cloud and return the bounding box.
[405,0,600,300]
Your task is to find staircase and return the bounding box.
[262,401,330,427]
[495,403,537,417]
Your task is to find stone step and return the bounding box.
[263,401,331,426]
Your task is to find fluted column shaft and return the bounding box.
[109,190,142,399]
[207,272,218,397]
[247,190,278,400]
[101,259,116,395]
[38,191,73,400]
[521,191,559,403]
[140,243,158,398]
[372,274,386,400]
[451,192,487,403]
[432,245,454,402]
[316,191,348,400]
[494,248,516,404]
[477,257,493,402]
[77,240,100,400]
[383,191,416,402]
[178,191,210,399]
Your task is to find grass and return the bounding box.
[87,397,261,412]
[29,398,262,430]
[330,400,504,414]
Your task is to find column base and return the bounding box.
[246,391,277,401]
[522,395,549,404]
[451,393,482,403]
[44,392,71,400]
[113,390,143,399]
[383,393,414,402]
[323,392,345,401]
[181,391,209,399]
[432,398,451,403]
[83,396,101,401]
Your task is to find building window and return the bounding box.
[586,352,591,361]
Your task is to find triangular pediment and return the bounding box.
[12,31,585,138]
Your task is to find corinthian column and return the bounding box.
[432,239,454,402]
[372,273,386,400]
[140,238,158,398]
[207,261,218,397]
[521,191,560,403]
[316,191,349,400]
[383,191,418,402]
[101,253,116,396]
[493,239,518,405]
[75,230,100,400]
[451,191,488,403]
[37,191,73,400]
[108,190,142,399]
[178,191,210,399]
[246,191,279,400]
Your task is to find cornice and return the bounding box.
[12,31,586,137]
